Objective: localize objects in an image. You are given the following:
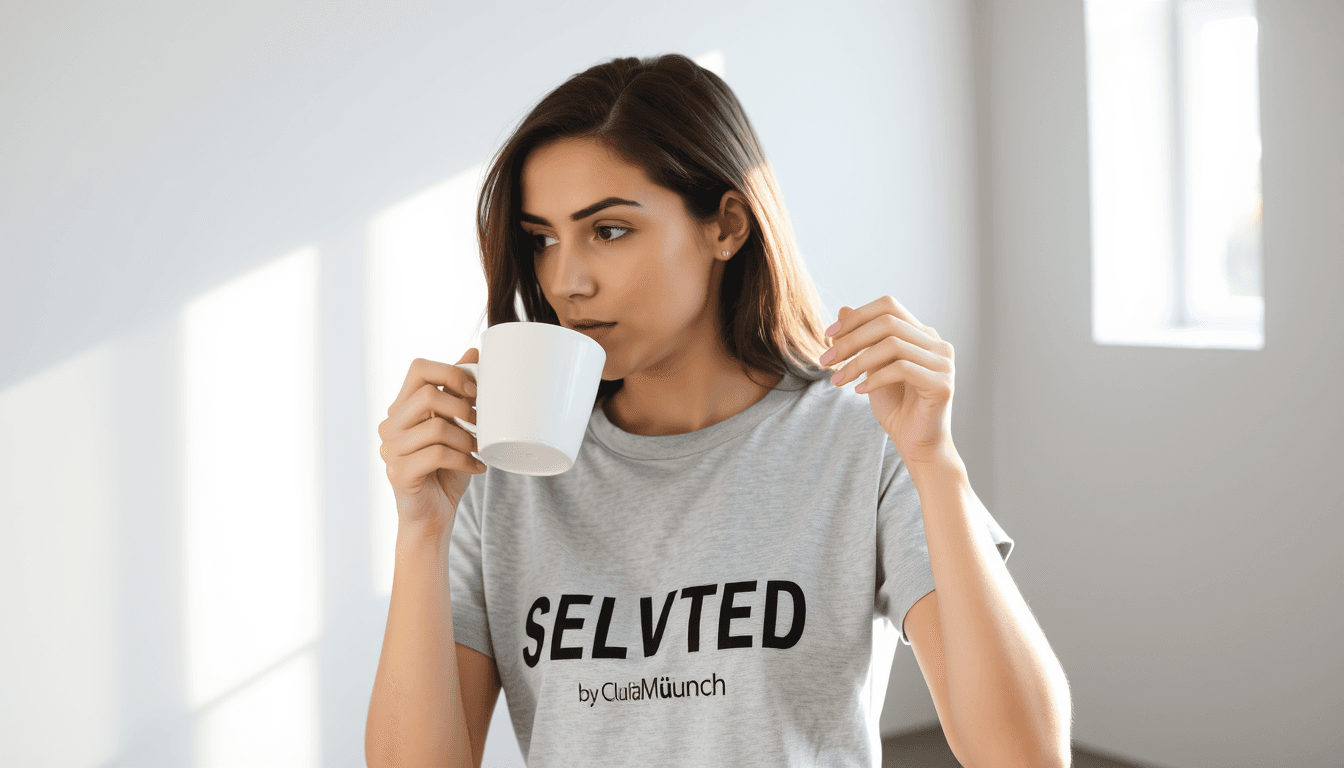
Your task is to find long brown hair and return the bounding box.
[475,53,837,407]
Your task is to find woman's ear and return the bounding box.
[710,190,752,258]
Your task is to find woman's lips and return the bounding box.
[574,322,616,338]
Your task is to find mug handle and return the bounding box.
[450,362,478,437]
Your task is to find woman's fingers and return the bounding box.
[379,350,486,523]
[387,441,483,490]
[387,355,478,418]
[383,410,479,462]
[383,382,476,437]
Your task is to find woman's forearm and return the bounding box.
[366,519,475,768]
[908,456,1072,768]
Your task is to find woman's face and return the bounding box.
[519,136,739,382]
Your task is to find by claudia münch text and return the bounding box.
[578,674,728,707]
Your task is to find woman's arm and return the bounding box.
[366,518,500,768]
[903,456,1072,768]
[457,642,504,767]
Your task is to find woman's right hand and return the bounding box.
[378,348,486,534]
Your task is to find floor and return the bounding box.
[881,724,1162,768]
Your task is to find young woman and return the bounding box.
[368,53,1071,768]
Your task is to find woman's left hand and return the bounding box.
[820,295,957,467]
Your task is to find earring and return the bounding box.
[722,250,730,256]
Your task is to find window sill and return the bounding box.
[1093,324,1263,350]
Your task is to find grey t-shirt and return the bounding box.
[447,371,1013,767]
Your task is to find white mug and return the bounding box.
[451,321,607,475]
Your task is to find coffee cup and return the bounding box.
[451,321,607,475]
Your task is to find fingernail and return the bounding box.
[831,371,843,385]
[466,380,477,397]
[824,321,841,336]
[819,348,836,365]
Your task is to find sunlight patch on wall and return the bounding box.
[180,245,322,763]
[193,648,319,767]
[367,164,489,596]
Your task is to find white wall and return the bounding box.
[0,1,988,765]
[979,1,1344,767]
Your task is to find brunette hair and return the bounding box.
[475,53,837,407]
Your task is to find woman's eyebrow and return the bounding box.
[520,197,642,226]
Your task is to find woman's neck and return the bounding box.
[603,362,783,437]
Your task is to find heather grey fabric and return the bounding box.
[446,370,1013,767]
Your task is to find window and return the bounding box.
[1085,0,1263,349]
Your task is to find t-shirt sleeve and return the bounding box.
[447,475,493,658]
[874,437,1014,646]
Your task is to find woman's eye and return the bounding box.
[526,225,630,252]
[596,225,631,242]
